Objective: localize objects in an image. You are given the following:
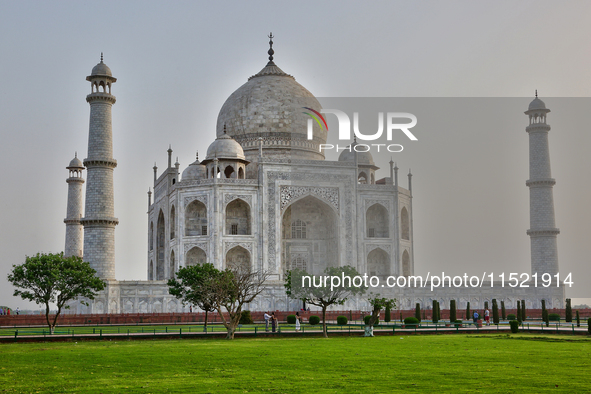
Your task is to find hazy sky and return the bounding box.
[1,1,590,309]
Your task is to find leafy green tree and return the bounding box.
[466,301,470,321]
[576,310,580,327]
[7,252,105,334]
[565,298,572,322]
[415,303,421,322]
[501,300,506,320]
[521,300,526,321]
[168,263,219,332]
[433,299,439,323]
[384,299,394,323]
[285,266,366,338]
[517,302,522,324]
[365,296,396,336]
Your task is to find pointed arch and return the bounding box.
[401,207,410,240]
[148,260,154,281]
[185,246,206,267]
[402,249,410,277]
[185,200,207,236]
[170,250,175,279]
[170,205,176,239]
[150,221,154,250]
[224,165,235,178]
[226,245,251,271]
[366,203,389,238]
[238,167,245,179]
[226,199,251,235]
[367,248,389,277]
[156,210,165,280]
[358,172,367,184]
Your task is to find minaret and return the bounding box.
[64,153,85,258]
[525,93,559,276]
[80,54,119,280]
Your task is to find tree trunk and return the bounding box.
[204,310,208,332]
[45,304,54,334]
[322,306,328,338]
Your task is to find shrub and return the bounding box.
[492,299,499,325]
[404,317,419,327]
[576,310,580,327]
[565,298,572,322]
[286,314,296,324]
[507,314,516,320]
[509,320,519,333]
[239,310,254,325]
[337,316,348,325]
[384,305,391,323]
[548,313,560,322]
[450,299,456,323]
[309,315,320,326]
[364,315,379,326]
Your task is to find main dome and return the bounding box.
[216,56,326,161]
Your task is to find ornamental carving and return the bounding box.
[365,200,391,211]
[224,194,253,207]
[183,194,208,208]
[267,171,354,271]
[366,244,391,255]
[224,242,253,254]
[183,242,208,254]
[280,186,339,212]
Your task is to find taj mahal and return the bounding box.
[63,38,564,314]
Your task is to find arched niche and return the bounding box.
[366,203,389,238]
[185,200,207,236]
[185,246,206,267]
[226,199,251,235]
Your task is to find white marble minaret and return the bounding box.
[525,93,559,276]
[80,54,119,280]
[64,153,85,258]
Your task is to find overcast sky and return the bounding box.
[1,1,590,309]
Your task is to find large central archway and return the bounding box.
[281,195,338,276]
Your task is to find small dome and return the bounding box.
[338,143,376,166]
[528,97,546,111]
[91,60,112,77]
[205,133,246,161]
[181,158,206,181]
[67,154,84,169]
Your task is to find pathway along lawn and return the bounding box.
[1,334,589,393]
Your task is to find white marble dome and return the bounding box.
[528,97,546,111]
[338,143,376,166]
[67,154,84,169]
[215,60,325,161]
[205,133,246,161]
[181,155,206,181]
[91,60,113,77]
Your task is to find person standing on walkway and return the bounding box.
[295,312,301,332]
[264,311,271,332]
[271,312,277,332]
[473,311,479,323]
[484,309,490,326]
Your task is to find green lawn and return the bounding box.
[1,334,590,393]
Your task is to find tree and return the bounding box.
[212,266,269,339]
[415,303,421,322]
[501,300,506,320]
[7,252,105,334]
[521,300,526,321]
[565,298,572,322]
[433,299,439,323]
[365,296,396,336]
[517,301,522,324]
[576,310,580,327]
[167,263,219,332]
[492,299,499,324]
[384,299,394,323]
[466,301,470,321]
[450,299,456,322]
[285,266,366,338]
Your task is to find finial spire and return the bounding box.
[100,52,103,63]
[267,32,275,64]
[196,151,199,161]
[535,89,538,98]
[223,123,227,134]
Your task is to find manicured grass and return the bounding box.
[1,334,590,393]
